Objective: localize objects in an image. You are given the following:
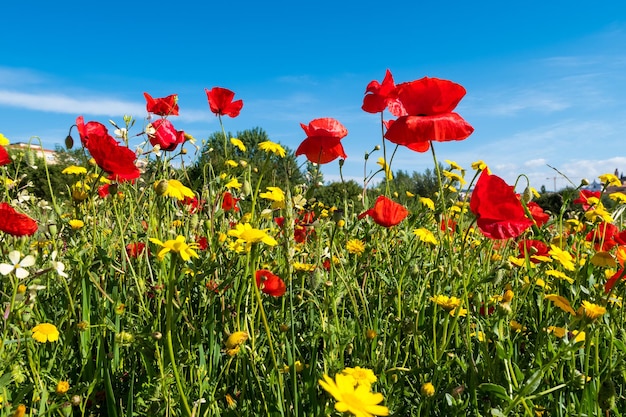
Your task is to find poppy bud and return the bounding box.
[242,180,252,196]
[581,178,590,186]
[25,150,36,167]
[21,308,31,323]
[598,379,616,411]
[521,186,533,204]
[61,402,72,417]
[65,135,74,149]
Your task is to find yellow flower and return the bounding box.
[293,262,316,272]
[156,179,194,201]
[62,165,87,175]
[69,219,84,230]
[225,177,242,189]
[346,239,366,255]
[510,320,527,333]
[445,159,463,171]
[430,295,462,311]
[342,367,377,388]
[71,181,91,201]
[580,300,606,320]
[376,158,393,180]
[31,323,60,343]
[546,326,585,343]
[609,192,626,203]
[420,382,435,397]
[443,170,466,185]
[545,294,577,316]
[471,160,487,171]
[405,191,415,198]
[419,197,435,211]
[13,404,26,417]
[259,186,285,208]
[230,137,246,151]
[227,223,277,249]
[226,331,249,349]
[590,252,617,268]
[225,159,238,168]
[413,228,438,245]
[258,141,286,158]
[319,373,389,417]
[545,269,574,284]
[599,173,622,187]
[56,380,70,395]
[148,235,200,261]
[549,245,576,271]
[0,133,9,146]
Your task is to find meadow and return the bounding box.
[0,73,624,416]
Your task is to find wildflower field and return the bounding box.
[1,72,626,417]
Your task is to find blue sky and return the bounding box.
[2,1,626,191]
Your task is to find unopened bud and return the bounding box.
[521,187,533,204]
[65,135,74,149]
[581,178,590,186]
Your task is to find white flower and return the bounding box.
[0,251,36,279]
[50,251,68,278]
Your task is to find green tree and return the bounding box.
[187,127,305,190]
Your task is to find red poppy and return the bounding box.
[143,92,179,116]
[362,69,406,116]
[205,87,243,118]
[148,118,185,151]
[222,192,240,212]
[196,236,208,250]
[126,242,147,258]
[0,146,10,165]
[295,118,348,164]
[585,222,618,251]
[98,184,111,198]
[78,116,141,182]
[573,189,601,211]
[384,77,474,152]
[0,202,38,236]
[527,202,549,227]
[255,269,286,297]
[76,116,108,147]
[517,239,549,263]
[469,170,534,239]
[358,195,408,228]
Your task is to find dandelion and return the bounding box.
[62,165,87,175]
[149,235,200,261]
[346,239,366,255]
[31,323,60,343]
[580,300,606,320]
[0,251,36,279]
[56,380,70,395]
[430,295,462,311]
[342,367,377,388]
[413,228,438,245]
[319,372,389,417]
[69,219,84,230]
[258,140,286,158]
[420,382,435,397]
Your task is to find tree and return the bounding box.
[187,127,305,190]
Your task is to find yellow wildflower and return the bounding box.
[293,262,316,272]
[225,178,242,189]
[0,133,9,146]
[346,239,366,255]
[259,186,285,208]
[545,269,574,284]
[430,295,462,311]
[31,323,60,343]
[157,179,194,201]
[62,165,87,175]
[545,294,576,315]
[225,159,238,168]
[609,192,626,203]
[227,223,277,249]
[549,245,576,271]
[580,300,606,320]
[56,380,70,395]
[230,137,246,151]
[413,228,438,245]
[226,331,249,349]
[420,382,435,397]
[148,235,200,261]
[445,159,463,171]
[319,373,389,417]
[376,157,393,180]
[585,202,613,223]
[68,219,84,230]
[342,367,377,388]
[599,173,622,187]
[406,191,415,198]
[258,141,286,158]
[443,170,466,185]
[419,197,435,211]
[471,160,487,171]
